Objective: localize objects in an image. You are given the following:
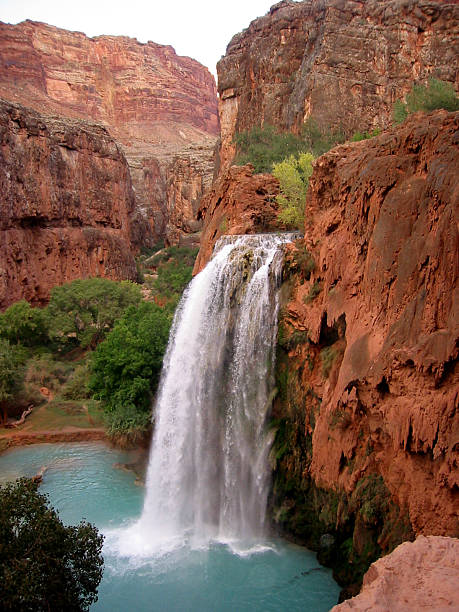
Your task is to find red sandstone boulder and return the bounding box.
[332,536,459,611]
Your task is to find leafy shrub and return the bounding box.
[89,302,171,435]
[273,152,314,229]
[0,478,103,611]
[47,278,142,348]
[0,339,26,417]
[234,121,344,173]
[60,361,91,400]
[393,78,459,124]
[304,280,322,304]
[0,300,48,346]
[350,128,381,141]
[145,246,198,307]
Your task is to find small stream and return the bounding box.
[0,442,340,611]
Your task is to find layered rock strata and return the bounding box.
[0,20,219,244]
[218,0,459,166]
[332,536,459,611]
[0,99,137,308]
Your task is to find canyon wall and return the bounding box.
[218,0,459,166]
[195,110,459,591]
[0,19,219,245]
[0,99,137,308]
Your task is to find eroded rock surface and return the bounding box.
[278,110,458,540]
[193,164,281,274]
[332,536,459,611]
[218,0,459,166]
[0,20,219,244]
[0,99,137,308]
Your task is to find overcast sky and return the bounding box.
[0,0,280,76]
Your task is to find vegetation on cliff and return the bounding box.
[0,477,104,611]
[272,153,314,229]
[393,78,459,123]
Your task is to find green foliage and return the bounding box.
[234,125,305,173]
[393,78,459,123]
[273,152,314,229]
[304,280,322,304]
[300,118,345,157]
[0,339,26,403]
[350,128,381,141]
[60,361,92,400]
[145,246,198,307]
[320,346,337,378]
[89,302,171,435]
[47,278,142,348]
[0,478,104,611]
[0,300,48,346]
[233,121,344,174]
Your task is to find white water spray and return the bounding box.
[117,234,297,556]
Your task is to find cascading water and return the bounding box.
[120,233,298,555]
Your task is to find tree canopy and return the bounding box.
[272,152,314,229]
[0,478,104,611]
[46,278,142,348]
[90,301,172,435]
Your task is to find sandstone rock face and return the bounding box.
[283,110,458,537]
[193,164,282,274]
[218,0,458,166]
[0,99,137,308]
[332,536,459,611]
[0,20,219,244]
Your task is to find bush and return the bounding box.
[393,78,459,124]
[0,478,104,611]
[46,278,142,348]
[0,300,48,347]
[144,246,198,307]
[89,302,171,435]
[0,339,26,423]
[273,152,314,229]
[233,121,344,173]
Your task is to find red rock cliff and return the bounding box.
[283,110,458,537]
[0,99,137,308]
[218,0,458,166]
[0,20,219,244]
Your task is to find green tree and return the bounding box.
[0,300,48,346]
[393,78,459,123]
[90,302,171,435]
[0,478,104,611]
[0,339,26,424]
[272,152,315,229]
[46,278,142,348]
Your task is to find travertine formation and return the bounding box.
[332,536,459,611]
[294,110,458,537]
[193,164,282,273]
[0,99,137,308]
[0,19,219,244]
[218,0,459,166]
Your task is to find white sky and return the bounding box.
[0,0,280,77]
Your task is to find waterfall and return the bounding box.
[121,233,297,555]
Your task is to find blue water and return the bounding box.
[0,442,340,611]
